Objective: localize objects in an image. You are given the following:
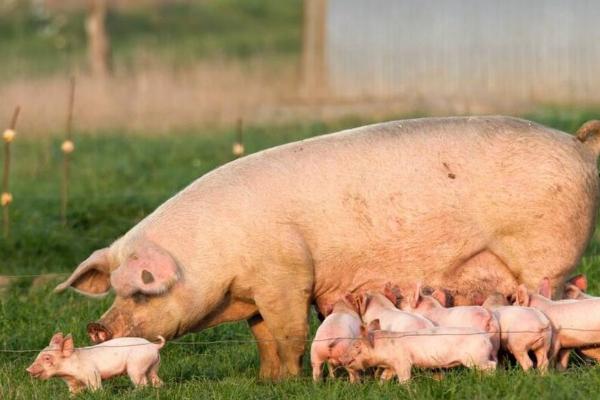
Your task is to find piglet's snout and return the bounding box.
[87,322,113,343]
[26,364,42,377]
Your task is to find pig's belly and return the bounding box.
[308,207,517,309]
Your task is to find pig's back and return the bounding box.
[139,116,598,303]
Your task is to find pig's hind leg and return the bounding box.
[127,364,150,387]
[148,359,163,388]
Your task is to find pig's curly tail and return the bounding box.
[576,120,600,155]
[154,336,166,349]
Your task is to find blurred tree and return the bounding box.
[86,0,111,77]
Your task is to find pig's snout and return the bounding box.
[87,322,113,343]
[26,364,42,377]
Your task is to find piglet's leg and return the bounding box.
[393,363,412,384]
[512,349,533,371]
[347,368,360,383]
[85,371,102,392]
[534,346,549,374]
[65,378,85,395]
[128,365,149,387]
[148,361,163,388]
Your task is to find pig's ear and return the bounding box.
[344,293,359,313]
[368,318,381,332]
[111,242,180,297]
[383,283,398,305]
[358,294,371,316]
[54,248,112,297]
[515,285,530,306]
[538,278,552,299]
[568,274,588,291]
[49,332,64,348]
[62,334,74,357]
[564,284,582,299]
[432,289,447,307]
[411,283,422,308]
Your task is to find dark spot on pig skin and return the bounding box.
[141,269,155,284]
[442,162,456,179]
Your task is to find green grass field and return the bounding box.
[2,111,600,399]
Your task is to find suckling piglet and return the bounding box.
[399,284,500,358]
[340,319,496,383]
[482,293,552,372]
[311,295,362,382]
[514,278,600,370]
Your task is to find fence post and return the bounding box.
[61,77,76,226]
[232,118,245,158]
[2,106,21,239]
[301,0,328,98]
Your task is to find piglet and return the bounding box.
[340,319,496,383]
[358,285,434,332]
[311,294,362,382]
[514,278,600,370]
[26,332,164,394]
[559,275,600,363]
[482,293,552,372]
[398,283,500,358]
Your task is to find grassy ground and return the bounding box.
[0,0,302,79]
[2,111,600,399]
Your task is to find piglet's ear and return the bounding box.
[357,294,371,316]
[515,285,530,306]
[432,289,447,307]
[383,282,398,305]
[538,278,552,299]
[568,274,588,291]
[411,283,422,308]
[49,332,64,348]
[62,334,74,357]
[368,318,381,332]
[110,242,180,297]
[344,293,359,313]
[563,284,582,300]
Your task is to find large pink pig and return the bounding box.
[55,116,600,379]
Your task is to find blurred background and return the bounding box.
[2,0,599,135]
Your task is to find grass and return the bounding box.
[2,111,600,399]
[0,0,302,80]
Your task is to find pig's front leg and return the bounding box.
[347,368,360,383]
[252,263,313,378]
[248,314,282,380]
[64,377,85,395]
[556,349,571,371]
[392,362,412,384]
[84,370,102,391]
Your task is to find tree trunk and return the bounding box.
[86,0,112,78]
[301,0,328,99]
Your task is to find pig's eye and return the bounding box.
[42,355,52,363]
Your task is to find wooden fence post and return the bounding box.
[2,106,21,239]
[61,77,76,226]
[232,118,245,158]
[301,0,328,98]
